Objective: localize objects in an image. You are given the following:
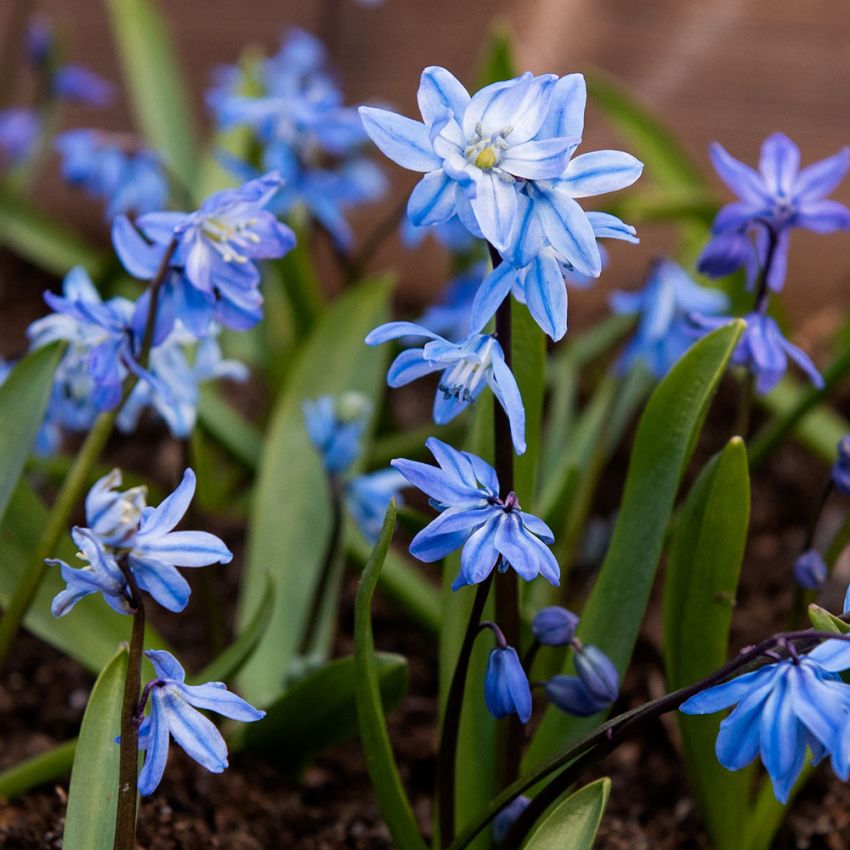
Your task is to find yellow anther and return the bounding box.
[474,146,498,170]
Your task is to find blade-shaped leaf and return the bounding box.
[524,778,611,850]
[105,0,199,190]
[353,502,427,850]
[525,321,744,768]
[236,276,391,705]
[663,437,751,850]
[63,647,127,850]
[0,342,62,525]
[0,738,77,798]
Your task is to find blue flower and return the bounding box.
[469,214,638,341]
[345,468,407,543]
[402,214,479,254]
[680,639,850,803]
[56,130,169,219]
[365,323,526,454]
[493,796,531,844]
[532,606,579,646]
[698,133,850,291]
[209,29,385,249]
[112,173,296,336]
[832,436,850,496]
[415,262,486,341]
[610,259,729,378]
[391,438,558,590]
[137,650,264,795]
[545,642,619,717]
[0,108,39,167]
[794,550,827,590]
[85,469,147,546]
[693,312,823,395]
[484,646,532,723]
[52,65,114,107]
[360,68,641,263]
[545,675,610,717]
[118,326,248,439]
[303,393,372,475]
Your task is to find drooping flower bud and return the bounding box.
[832,436,850,496]
[484,646,532,723]
[544,675,608,717]
[794,549,827,590]
[531,606,579,646]
[493,796,531,844]
[574,644,619,704]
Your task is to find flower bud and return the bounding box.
[544,675,608,717]
[484,647,532,723]
[794,550,827,590]
[531,606,579,646]
[493,796,531,844]
[574,644,619,704]
[832,436,850,495]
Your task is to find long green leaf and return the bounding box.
[524,778,610,850]
[236,276,391,705]
[105,0,199,189]
[0,191,108,277]
[525,321,744,768]
[0,738,77,798]
[0,343,62,525]
[63,647,127,850]
[353,502,427,850]
[0,481,166,673]
[663,437,751,850]
[197,385,263,470]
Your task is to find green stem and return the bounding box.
[437,575,493,847]
[0,239,177,672]
[113,562,146,850]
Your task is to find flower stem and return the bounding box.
[489,242,522,791]
[113,561,146,850]
[437,574,493,848]
[0,240,177,673]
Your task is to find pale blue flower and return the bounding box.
[392,438,558,590]
[52,65,114,106]
[485,646,532,722]
[832,436,850,496]
[345,468,407,543]
[680,639,850,803]
[85,469,147,547]
[0,108,39,167]
[401,214,479,254]
[610,259,729,377]
[137,650,264,795]
[303,394,372,475]
[699,133,850,291]
[366,322,526,454]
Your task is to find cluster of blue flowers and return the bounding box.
[207,28,386,249]
[49,469,264,794]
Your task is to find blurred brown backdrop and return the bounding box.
[4,0,850,334]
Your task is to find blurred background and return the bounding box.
[3,0,850,331]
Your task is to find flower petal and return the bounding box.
[136,469,196,538]
[560,150,644,198]
[408,170,457,226]
[522,249,567,341]
[469,171,518,251]
[758,132,800,197]
[137,689,171,795]
[417,66,470,125]
[358,106,440,172]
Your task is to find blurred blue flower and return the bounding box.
[698,133,850,291]
[493,796,531,844]
[610,259,729,378]
[680,639,850,803]
[402,214,479,254]
[415,262,486,341]
[53,65,114,107]
[484,646,532,722]
[303,393,372,475]
[360,68,641,264]
[56,130,168,219]
[345,468,407,543]
[112,172,295,336]
[137,650,264,795]
[832,436,850,496]
[470,214,637,341]
[366,322,526,454]
[693,312,823,395]
[209,29,385,249]
[545,675,610,717]
[0,108,39,167]
[532,606,579,646]
[794,550,827,590]
[391,438,558,590]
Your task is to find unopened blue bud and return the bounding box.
[544,675,608,717]
[574,644,619,704]
[794,549,827,590]
[531,606,579,646]
[484,647,532,723]
[493,795,531,844]
[832,436,850,495]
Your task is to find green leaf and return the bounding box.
[353,502,427,850]
[525,321,744,769]
[63,647,127,850]
[808,604,850,635]
[105,0,199,190]
[663,437,751,850]
[0,191,108,277]
[0,738,77,798]
[524,778,611,850]
[473,19,516,89]
[197,385,263,470]
[238,651,409,770]
[0,481,166,673]
[0,343,62,526]
[236,276,391,705]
